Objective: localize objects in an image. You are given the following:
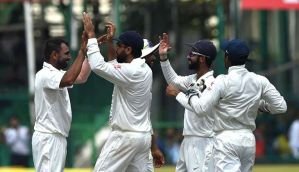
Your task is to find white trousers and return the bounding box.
[32,131,67,172]
[93,130,151,172]
[176,136,214,172]
[214,130,255,172]
[146,152,154,172]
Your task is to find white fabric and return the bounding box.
[160,60,215,172]
[176,65,287,172]
[4,126,30,155]
[93,130,151,172]
[185,65,287,132]
[214,130,255,172]
[146,152,154,172]
[34,62,72,137]
[32,131,67,172]
[160,60,215,137]
[176,136,214,172]
[87,38,152,132]
[289,119,299,159]
[141,39,160,58]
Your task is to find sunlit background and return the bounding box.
[0,0,299,171]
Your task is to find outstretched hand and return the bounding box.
[97,22,116,44]
[82,12,95,38]
[105,21,116,41]
[159,33,171,56]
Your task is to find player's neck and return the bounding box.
[196,66,209,79]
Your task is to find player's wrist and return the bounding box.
[159,54,168,61]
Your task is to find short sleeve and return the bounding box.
[43,70,65,90]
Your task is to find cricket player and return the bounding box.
[159,33,216,172]
[170,39,287,172]
[96,21,164,171]
[83,12,153,171]
[32,32,91,172]
[140,39,165,171]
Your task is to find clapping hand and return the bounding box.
[159,33,171,60]
[82,12,95,38]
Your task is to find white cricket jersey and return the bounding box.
[185,65,287,132]
[34,62,72,137]
[160,60,214,137]
[87,38,152,132]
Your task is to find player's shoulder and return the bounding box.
[249,72,269,83]
[215,74,226,81]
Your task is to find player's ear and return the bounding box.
[50,51,58,60]
[199,56,205,63]
[126,46,132,55]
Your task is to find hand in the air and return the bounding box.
[159,33,171,57]
[97,22,116,44]
[82,12,95,38]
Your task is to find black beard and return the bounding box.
[57,60,68,69]
[116,57,126,63]
[116,53,127,63]
[188,61,199,70]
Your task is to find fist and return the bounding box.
[166,85,180,97]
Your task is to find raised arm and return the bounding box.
[159,33,190,91]
[97,22,116,61]
[75,31,91,84]
[82,12,132,87]
[60,31,87,87]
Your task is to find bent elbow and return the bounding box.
[59,79,75,88]
[273,100,287,114]
[90,63,98,71]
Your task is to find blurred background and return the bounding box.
[0,0,299,169]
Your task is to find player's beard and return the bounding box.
[116,51,127,63]
[188,58,199,70]
[57,58,69,69]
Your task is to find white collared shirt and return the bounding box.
[160,60,215,137]
[183,65,287,132]
[34,62,72,137]
[87,38,152,132]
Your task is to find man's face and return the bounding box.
[144,52,156,68]
[187,51,200,70]
[116,42,129,63]
[56,43,71,69]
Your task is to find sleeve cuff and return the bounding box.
[176,92,186,102]
[87,38,100,55]
[160,59,170,66]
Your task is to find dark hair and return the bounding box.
[205,57,214,68]
[225,52,247,66]
[43,38,68,62]
[116,31,143,58]
[132,48,142,58]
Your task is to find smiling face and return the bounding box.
[56,43,71,69]
[187,51,200,70]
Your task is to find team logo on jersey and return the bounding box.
[207,81,215,91]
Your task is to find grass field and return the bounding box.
[0,165,299,172]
